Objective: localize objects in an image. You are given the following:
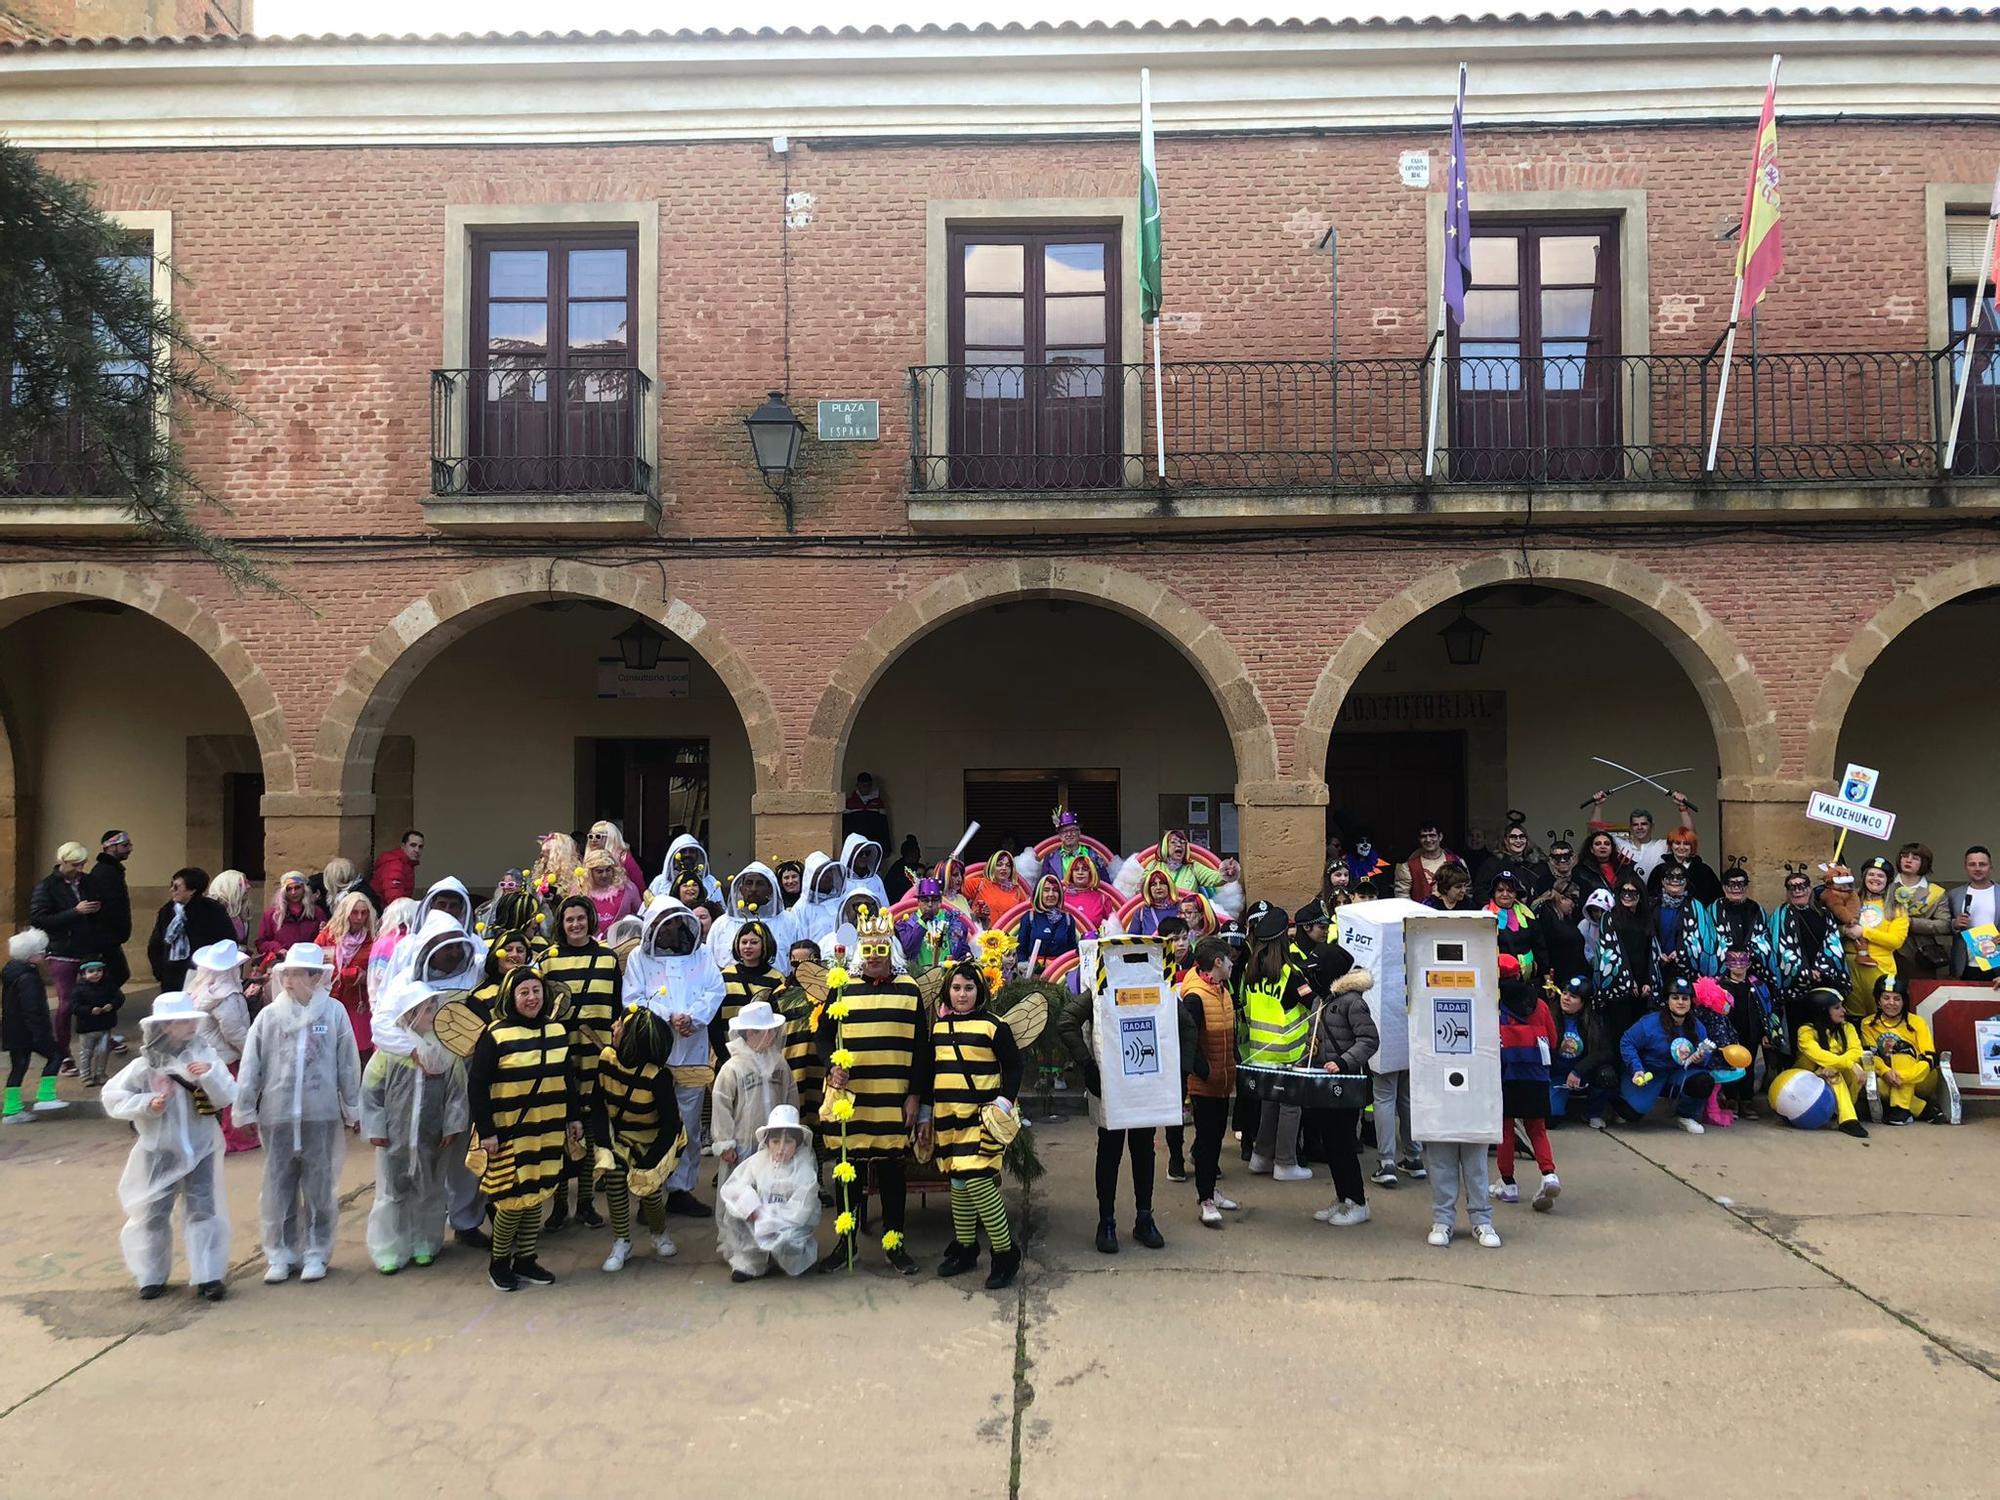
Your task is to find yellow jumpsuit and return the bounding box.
[1860,1011,1939,1118]
[1793,1021,1866,1126]
[1843,900,1907,1021]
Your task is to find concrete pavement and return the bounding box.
[1,1099,1994,1498]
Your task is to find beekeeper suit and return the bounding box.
[840,831,889,908]
[623,901,725,1198]
[819,889,908,972]
[101,993,236,1294]
[789,851,846,946]
[715,1103,822,1278]
[384,876,475,990]
[387,915,487,1242]
[709,861,795,971]
[646,833,724,904]
[362,975,470,1273]
[234,942,363,1281]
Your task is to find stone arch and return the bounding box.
[0,562,296,795]
[312,559,785,802]
[1804,554,2000,787]
[1295,550,1779,789]
[803,558,1282,792]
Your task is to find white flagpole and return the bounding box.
[1424,63,1466,480]
[1423,289,1448,478]
[1943,210,1999,471]
[1152,319,1166,480]
[1705,276,1746,472]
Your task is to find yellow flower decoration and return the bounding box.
[880,1230,905,1252]
[829,1095,855,1122]
[828,999,851,1021]
[830,1048,855,1069]
[834,1210,856,1236]
[520,868,531,879]
[832,1161,857,1183]
[825,965,850,990]
[474,922,487,935]
[573,865,586,879]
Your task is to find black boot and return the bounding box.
[984,1246,1021,1291]
[542,1184,571,1234]
[884,1242,919,1276]
[1094,1217,1119,1255]
[665,1189,711,1217]
[937,1241,980,1278]
[816,1235,856,1274]
[488,1257,519,1293]
[575,1187,606,1229]
[1132,1212,1165,1249]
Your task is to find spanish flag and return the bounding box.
[1736,56,1784,307]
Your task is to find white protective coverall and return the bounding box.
[788,851,846,948]
[623,901,726,1195]
[839,831,889,909]
[234,963,363,1271]
[818,891,909,973]
[708,860,796,971]
[100,1009,237,1288]
[385,915,486,1237]
[645,833,725,904]
[715,1126,822,1277]
[361,975,470,1270]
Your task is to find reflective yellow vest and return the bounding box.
[1242,965,1307,1065]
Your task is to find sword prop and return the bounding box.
[1584,756,1700,812]
[1576,768,1694,810]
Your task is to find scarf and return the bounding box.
[164,901,190,962]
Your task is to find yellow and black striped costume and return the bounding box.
[781,991,827,1122]
[930,1007,1025,1179]
[468,1012,574,1214]
[816,974,931,1159]
[543,940,621,1104]
[594,1045,683,1175]
[714,960,783,1061]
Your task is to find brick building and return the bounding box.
[3,9,1999,936]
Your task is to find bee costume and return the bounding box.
[815,905,932,1273]
[463,965,577,1287]
[591,1004,687,1270]
[928,962,1025,1289]
[714,917,783,1062]
[541,895,620,1230]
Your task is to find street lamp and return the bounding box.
[1439,606,1490,666]
[744,390,805,526]
[612,617,668,673]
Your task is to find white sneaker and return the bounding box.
[1312,1200,1341,1223]
[652,1231,678,1260]
[602,1238,632,1273]
[263,1261,292,1284]
[1330,1201,1372,1228]
[31,1096,68,1112]
[1212,1193,1240,1212]
[1272,1163,1315,1183]
[2,1110,36,1125]
[1248,1153,1273,1175]
[1199,1200,1223,1228]
[1426,1223,1452,1248]
[1676,1116,1705,1135]
[1532,1173,1561,1212]
[1494,1181,1520,1204]
[1587,1116,1607,1130]
[299,1259,327,1283]
[1051,1077,1069,1092]
[1474,1224,1503,1249]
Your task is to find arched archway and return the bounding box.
[313,560,784,803]
[1297,551,1779,790]
[1814,557,2000,864]
[803,559,1281,794]
[311,560,784,881]
[0,563,294,794]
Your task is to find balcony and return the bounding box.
[907,346,2000,523]
[0,373,156,534]
[426,364,659,535]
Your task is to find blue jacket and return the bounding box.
[1619,1011,1710,1077]
[1017,909,1079,963]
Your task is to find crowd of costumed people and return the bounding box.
[0,800,1977,1305]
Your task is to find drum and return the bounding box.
[1237,1063,1371,1110]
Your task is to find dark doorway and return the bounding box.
[963,769,1119,864]
[1325,730,1467,861]
[585,738,709,876]
[222,771,266,880]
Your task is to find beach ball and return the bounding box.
[1767,1068,1836,1130]
[1670,1037,1695,1066]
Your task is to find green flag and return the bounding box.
[1139,68,1161,324]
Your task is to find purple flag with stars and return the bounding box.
[1442,63,1471,324]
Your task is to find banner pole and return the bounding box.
[1943,213,1999,470]
[1705,277,1746,472]
[1152,318,1166,481]
[1423,300,1448,478]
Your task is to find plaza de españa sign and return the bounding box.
[816,399,880,441]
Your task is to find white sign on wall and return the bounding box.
[1399,150,1431,187]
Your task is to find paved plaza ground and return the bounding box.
[2,1085,1995,1498]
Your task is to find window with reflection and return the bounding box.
[1946,213,2000,477]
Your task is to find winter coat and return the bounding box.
[146,895,235,985]
[1551,1005,1615,1091]
[90,854,134,945]
[1303,968,1379,1074]
[709,1036,799,1159]
[1619,1010,1711,1078]
[370,847,420,907]
[1531,903,1589,992]
[29,869,101,960]
[256,901,323,966]
[1180,972,1235,1098]
[2,958,57,1053]
[317,922,373,1054]
[70,977,124,1034]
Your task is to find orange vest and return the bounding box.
[1183,975,1236,1099]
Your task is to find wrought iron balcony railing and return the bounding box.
[909,344,1999,494]
[430,365,652,497]
[0,372,154,499]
